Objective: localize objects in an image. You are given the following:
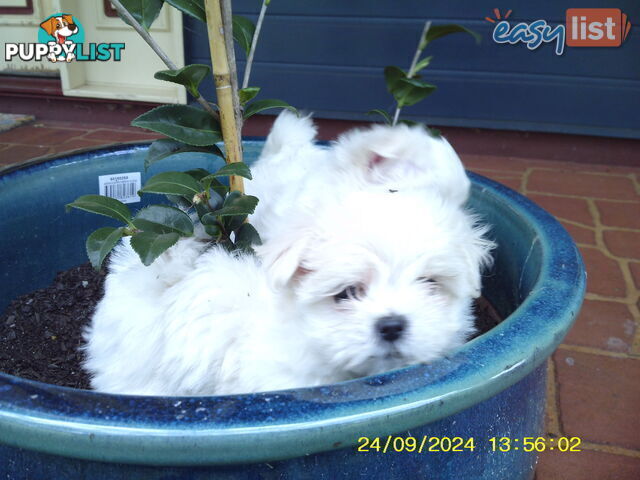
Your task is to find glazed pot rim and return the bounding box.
[0,142,586,465]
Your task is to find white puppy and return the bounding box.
[83,189,493,396]
[84,114,494,395]
[247,111,471,242]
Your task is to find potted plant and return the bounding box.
[0,1,585,478]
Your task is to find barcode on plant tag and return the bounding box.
[98,172,141,204]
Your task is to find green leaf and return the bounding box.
[200,211,220,225]
[413,55,433,74]
[132,105,222,146]
[224,214,246,234]
[384,66,436,108]
[118,0,164,30]
[384,65,407,93]
[201,192,258,221]
[366,109,392,125]
[140,171,203,196]
[166,194,192,210]
[194,201,212,222]
[239,87,260,105]
[428,127,442,138]
[234,223,262,252]
[233,15,255,56]
[243,100,297,120]
[207,189,225,210]
[86,227,124,270]
[203,223,222,238]
[154,64,211,98]
[396,77,437,107]
[215,192,259,217]
[133,205,194,236]
[130,231,181,266]
[185,168,213,182]
[66,195,132,224]
[203,177,229,198]
[164,0,206,22]
[145,139,223,170]
[203,162,252,181]
[398,119,422,127]
[422,24,481,49]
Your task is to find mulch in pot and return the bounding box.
[0,264,103,389]
[0,264,502,390]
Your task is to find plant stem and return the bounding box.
[221,0,244,145]
[391,20,431,126]
[110,0,219,119]
[391,103,401,127]
[241,0,269,89]
[205,0,245,194]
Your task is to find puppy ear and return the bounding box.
[40,18,57,36]
[260,110,317,160]
[368,153,387,170]
[62,14,75,26]
[338,126,471,205]
[256,230,312,289]
[364,150,402,184]
[459,224,496,298]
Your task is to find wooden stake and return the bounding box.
[204,0,244,193]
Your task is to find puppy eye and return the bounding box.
[417,276,437,285]
[334,285,365,302]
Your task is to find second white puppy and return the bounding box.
[83,188,493,396]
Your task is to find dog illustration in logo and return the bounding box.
[39,14,78,62]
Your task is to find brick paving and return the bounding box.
[463,154,640,479]
[0,119,639,478]
[0,121,161,169]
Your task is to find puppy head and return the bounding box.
[258,190,494,378]
[40,15,77,38]
[332,124,471,207]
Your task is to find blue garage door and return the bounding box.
[185,0,640,139]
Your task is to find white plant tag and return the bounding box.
[98,172,141,204]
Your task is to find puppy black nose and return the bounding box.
[376,315,407,342]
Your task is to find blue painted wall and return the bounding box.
[185,1,640,139]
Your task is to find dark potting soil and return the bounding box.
[0,264,103,389]
[0,263,503,390]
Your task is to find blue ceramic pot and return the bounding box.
[0,143,585,479]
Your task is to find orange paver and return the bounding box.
[0,119,639,478]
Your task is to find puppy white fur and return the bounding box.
[84,190,492,395]
[84,113,494,396]
[247,111,471,242]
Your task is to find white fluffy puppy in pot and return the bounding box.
[83,114,494,396]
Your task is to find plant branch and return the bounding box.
[392,20,431,126]
[221,0,243,142]
[241,0,269,89]
[110,0,219,119]
[205,0,245,193]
